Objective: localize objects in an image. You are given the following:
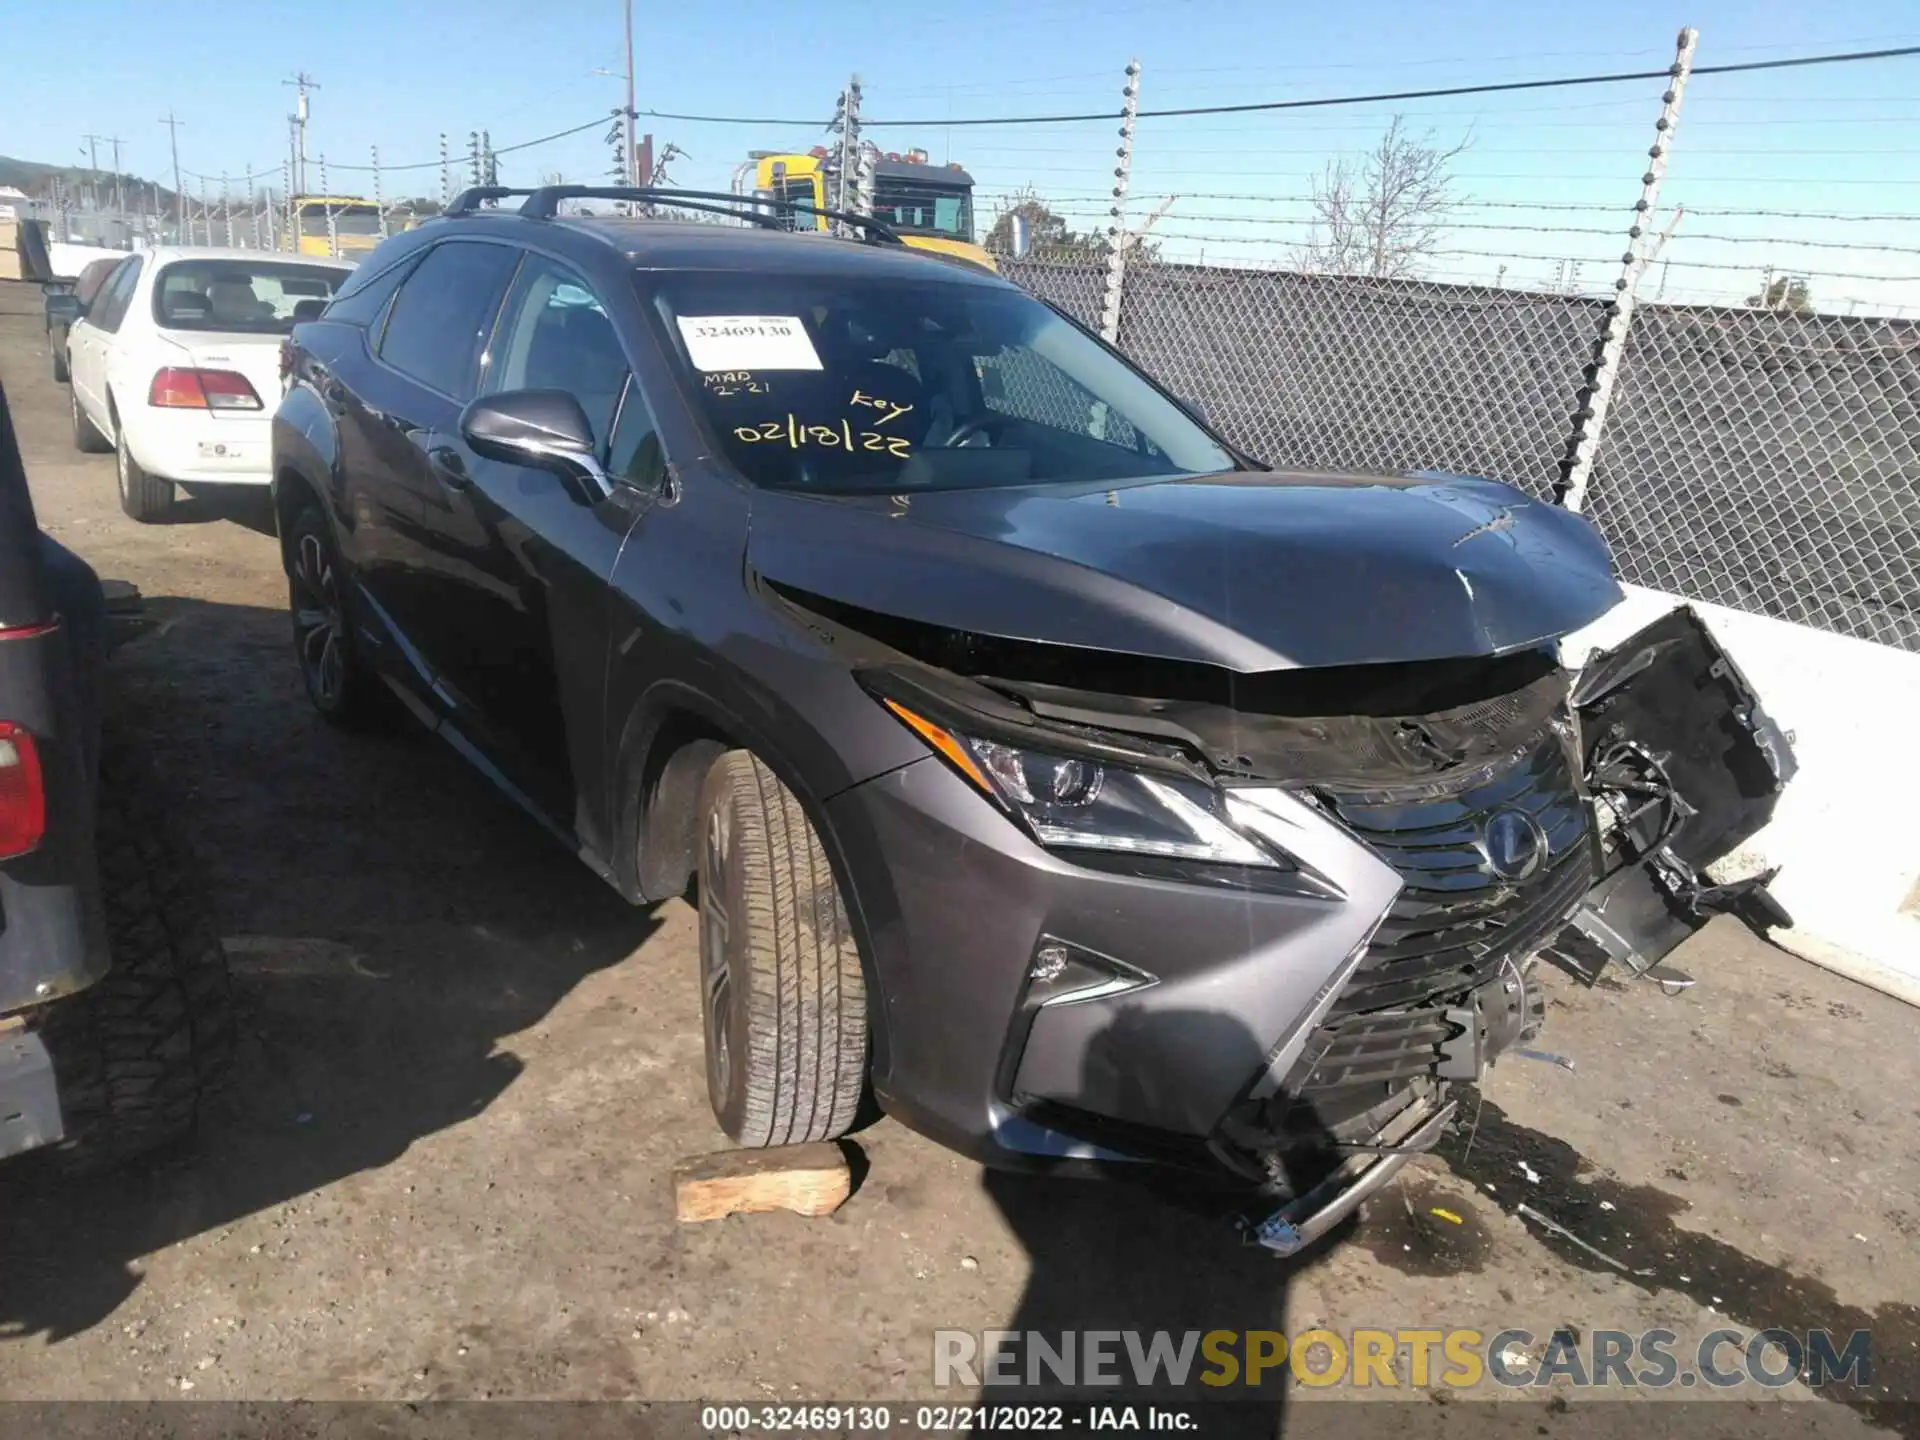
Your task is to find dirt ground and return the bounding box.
[0,280,1915,1432]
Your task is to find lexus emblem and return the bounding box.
[1480,808,1548,881]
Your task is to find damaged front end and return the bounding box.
[772,578,1794,1246]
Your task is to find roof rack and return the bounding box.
[516,186,905,247]
[443,186,542,217]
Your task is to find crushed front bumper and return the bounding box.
[828,605,1793,1233]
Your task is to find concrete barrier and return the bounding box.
[1562,586,1920,1008]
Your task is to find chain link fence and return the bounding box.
[1115,261,1608,503]
[992,247,1920,654]
[1583,305,1920,651]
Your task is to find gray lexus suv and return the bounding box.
[272,186,1794,1252]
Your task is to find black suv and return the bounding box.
[272,186,1792,1249]
[0,376,233,1170]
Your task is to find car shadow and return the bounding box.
[976,1008,1358,1436]
[152,486,278,536]
[0,595,661,1341]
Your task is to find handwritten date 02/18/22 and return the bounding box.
[732,416,913,458]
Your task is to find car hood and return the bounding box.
[745,470,1624,670]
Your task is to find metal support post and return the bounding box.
[1561,27,1698,513]
[1100,59,1141,344]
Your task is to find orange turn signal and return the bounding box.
[881,699,993,797]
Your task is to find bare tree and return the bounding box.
[1300,116,1470,279]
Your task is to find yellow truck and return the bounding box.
[286,196,386,259]
[736,147,996,272]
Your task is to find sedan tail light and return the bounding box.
[148,368,264,411]
[0,721,47,861]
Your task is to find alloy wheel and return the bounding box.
[291,532,346,708]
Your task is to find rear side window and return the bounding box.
[377,242,521,400]
[322,252,421,327]
[89,256,144,334]
[152,259,350,333]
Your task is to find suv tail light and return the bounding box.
[0,721,46,861]
[149,368,264,411]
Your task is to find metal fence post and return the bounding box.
[221,173,232,247]
[1099,59,1141,344]
[440,133,451,207]
[373,146,387,236]
[197,175,209,245]
[1559,26,1698,513]
[320,156,337,257]
[281,160,293,252]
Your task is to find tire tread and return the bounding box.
[712,751,865,1147]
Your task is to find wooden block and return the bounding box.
[673,1141,852,1224]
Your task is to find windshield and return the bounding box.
[300,202,383,238]
[872,184,972,241]
[651,273,1237,495]
[153,259,350,334]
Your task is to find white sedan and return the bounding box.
[66,246,355,521]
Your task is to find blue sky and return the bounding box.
[9,0,1920,311]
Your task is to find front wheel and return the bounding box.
[51,341,69,384]
[696,751,868,1147]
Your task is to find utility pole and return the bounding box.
[85,134,126,221]
[1560,26,1697,514]
[283,72,319,196]
[159,111,187,242]
[623,0,639,186]
[440,132,451,208]
[81,133,101,213]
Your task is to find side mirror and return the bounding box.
[44,292,83,324]
[458,389,613,502]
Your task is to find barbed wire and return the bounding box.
[640,43,1920,129]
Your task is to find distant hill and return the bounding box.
[0,154,182,209]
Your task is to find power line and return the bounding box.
[642,42,1920,129]
[182,114,610,182]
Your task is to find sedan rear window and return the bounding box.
[649,273,1238,495]
[153,260,352,334]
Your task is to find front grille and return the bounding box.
[1322,735,1594,1017]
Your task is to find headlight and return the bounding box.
[881,699,1279,867]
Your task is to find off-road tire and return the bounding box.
[32,740,236,1172]
[71,387,111,453]
[286,500,396,731]
[696,751,867,1147]
[116,425,174,522]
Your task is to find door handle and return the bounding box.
[427,445,471,489]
